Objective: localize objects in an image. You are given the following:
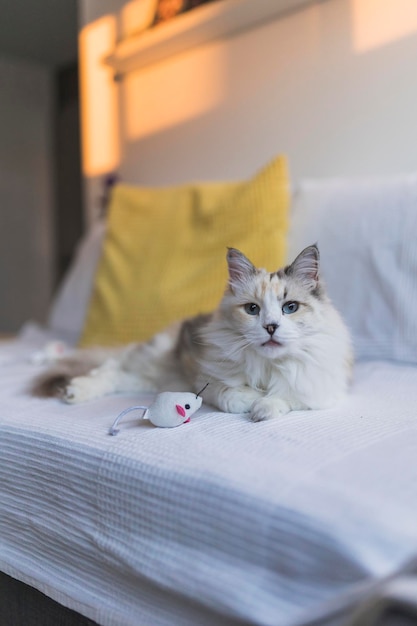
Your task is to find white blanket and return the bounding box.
[1,326,417,626]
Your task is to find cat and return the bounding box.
[33,245,353,422]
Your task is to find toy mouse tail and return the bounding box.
[108,405,148,436]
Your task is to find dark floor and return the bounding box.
[0,572,97,626]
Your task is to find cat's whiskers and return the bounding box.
[217,334,254,365]
[224,343,251,362]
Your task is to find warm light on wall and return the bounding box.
[353,0,417,53]
[121,0,157,39]
[79,15,120,177]
[124,47,225,140]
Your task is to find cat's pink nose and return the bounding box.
[265,323,278,336]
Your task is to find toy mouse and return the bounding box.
[108,384,208,435]
[29,340,68,365]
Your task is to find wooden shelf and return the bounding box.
[104,0,314,76]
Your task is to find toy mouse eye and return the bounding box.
[185,404,190,410]
[244,303,260,316]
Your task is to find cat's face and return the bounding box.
[221,246,327,360]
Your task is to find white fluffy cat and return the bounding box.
[34,245,353,422]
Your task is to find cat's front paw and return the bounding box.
[249,396,290,422]
[64,376,98,404]
[218,386,263,414]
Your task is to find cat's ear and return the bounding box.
[286,244,320,289]
[227,248,256,285]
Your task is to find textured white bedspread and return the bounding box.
[1,327,417,626]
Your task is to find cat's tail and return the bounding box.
[30,348,117,398]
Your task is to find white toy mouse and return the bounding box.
[108,384,208,435]
[29,340,68,365]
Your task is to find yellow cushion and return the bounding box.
[79,156,289,347]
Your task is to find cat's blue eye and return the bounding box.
[282,301,299,315]
[244,303,260,316]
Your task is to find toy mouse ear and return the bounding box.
[196,382,209,398]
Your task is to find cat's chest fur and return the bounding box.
[224,348,289,395]
[241,352,275,391]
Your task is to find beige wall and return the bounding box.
[79,0,417,221]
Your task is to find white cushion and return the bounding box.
[289,175,417,363]
[48,220,106,343]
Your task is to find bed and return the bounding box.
[1,171,417,626]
